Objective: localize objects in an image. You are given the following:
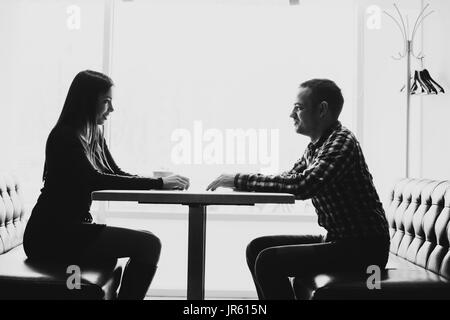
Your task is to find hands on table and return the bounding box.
[160,173,237,191]
[161,174,190,190]
[206,174,236,191]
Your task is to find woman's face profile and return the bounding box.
[96,87,114,125]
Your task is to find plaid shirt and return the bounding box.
[234,121,389,241]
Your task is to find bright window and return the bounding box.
[107,0,357,216]
[1,0,358,297]
[0,0,105,210]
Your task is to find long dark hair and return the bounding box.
[43,70,114,180]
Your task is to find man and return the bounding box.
[207,79,390,300]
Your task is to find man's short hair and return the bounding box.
[300,79,344,118]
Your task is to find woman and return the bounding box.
[23,70,190,300]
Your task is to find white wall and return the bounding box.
[357,0,450,202]
[359,0,416,202]
[421,0,450,180]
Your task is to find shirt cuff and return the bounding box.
[234,173,250,191]
[156,177,164,190]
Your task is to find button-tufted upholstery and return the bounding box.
[292,178,450,299]
[0,173,27,254]
[0,173,124,299]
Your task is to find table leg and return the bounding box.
[187,204,207,300]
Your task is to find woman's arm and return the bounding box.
[49,126,163,190]
[102,137,137,177]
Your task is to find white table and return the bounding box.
[91,190,295,300]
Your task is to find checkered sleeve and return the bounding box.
[280,150,308,177]
[234,133,356,199]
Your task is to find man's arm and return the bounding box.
[206,152,308,191]
[279,150,308,177]
[234,133,356,199]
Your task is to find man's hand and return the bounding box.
[206,174,236,191]
[161,174,190,190]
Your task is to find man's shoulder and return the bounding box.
[337,125,358,139]
[327,124,359,146]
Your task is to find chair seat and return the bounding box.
[385,253,424,271]
[292,253,450,300]
[0,246,125,300]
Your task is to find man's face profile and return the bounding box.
[290,87,318,137]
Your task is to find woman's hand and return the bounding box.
[206,174,236,191]
[161,174,190,190]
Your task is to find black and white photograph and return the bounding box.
[0,0,449,313]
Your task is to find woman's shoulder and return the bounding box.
[49,124,79,136]
[47,124,81,145]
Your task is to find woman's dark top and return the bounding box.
[23,124,163,259]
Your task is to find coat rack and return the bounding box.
[383,3,444,178]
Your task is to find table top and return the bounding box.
[91,189,295,206]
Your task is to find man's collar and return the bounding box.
[309,121,341,149]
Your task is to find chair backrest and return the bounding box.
[385,178,450,278]
[0,173,28,254]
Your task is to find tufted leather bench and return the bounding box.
[0,173,124,299]
[292,178,450,299]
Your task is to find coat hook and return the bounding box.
[384,3,433,61]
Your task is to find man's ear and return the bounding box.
[319,101,329,118]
